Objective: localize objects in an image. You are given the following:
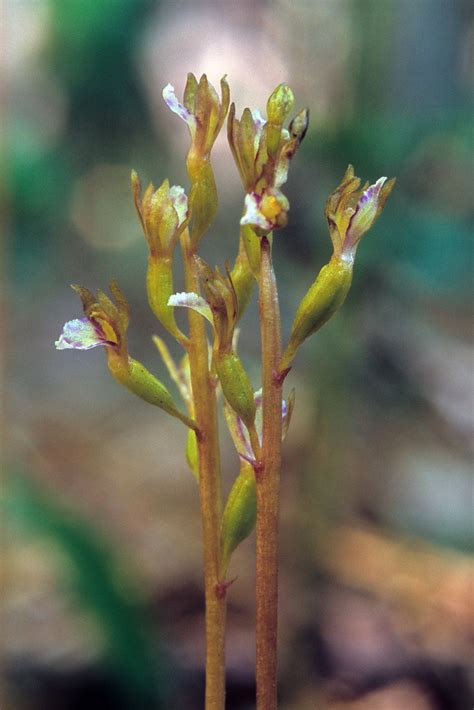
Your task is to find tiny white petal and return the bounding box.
[223,400,254,462]
[55,318,103,350]
[169,185,188,226]
[240,193,272,231]
[275,154,290,188]
[224,387,291,463]
[251,109,266,132]
[344,176,387,254]
[168,291,214,324]
[162,83,197,133]
[251,109,266,152]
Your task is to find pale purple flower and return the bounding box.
[55,318,103,351]
[162,83,197,135]
[343,177,387,257]
[224,389,294,464]
[168,185,188,226]
[240,188,289,232]
[251,109,266,151]
[241,193,273,231]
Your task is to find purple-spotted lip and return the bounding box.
[240,189,289,232]
[342,176,387,253]
[358,177,386,205]
[162,83,197,133]
[55,317,114,351]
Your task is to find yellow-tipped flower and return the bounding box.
[280,166,395,371]
[196,257,238,354]
[325,164,396,263]
[56,281,129,360]
[163,74,229,166]
[241,188,289,232]
[228,83,309,234]
[163,74,230,244]
[132,171,189,341]
[55,283,197,430]
[131,170,188,257]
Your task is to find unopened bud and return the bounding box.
[288,107,309,145]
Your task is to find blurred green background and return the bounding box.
[4,1,473,708]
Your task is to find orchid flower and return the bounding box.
[325,165,396,263]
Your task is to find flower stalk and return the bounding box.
[55,72,394,710]
[181,228,227,710]
[256,235,283,710]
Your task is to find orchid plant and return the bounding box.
[56,74,394,710]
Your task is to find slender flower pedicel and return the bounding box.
[56,73,394,710]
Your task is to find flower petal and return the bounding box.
[169,185,188,227]
[224,388,291,463]
[240,193,273,231]
[162,83,197,134]
[344,177,386,254]
[167,291,214,324]
[55,318,103,350]
[223,399,254,462]
[251,109,266,150]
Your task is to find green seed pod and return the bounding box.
[185,429,199,481]
[280,256,353,371]
[220,462,256,577]
[147,255,187,342]
[109,355,197,431]
[215,351,256,428]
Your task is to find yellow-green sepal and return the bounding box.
[280,256,353,371]
[220,461,256,577]
[266,84,294,157]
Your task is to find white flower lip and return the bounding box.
[240,193,273,231]
[169,185,188,226]
[162,83,197,134]
[168,291,214,324]
[55,318,103,351]
[344,176,387,253]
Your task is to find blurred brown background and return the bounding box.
[2,1,473,708]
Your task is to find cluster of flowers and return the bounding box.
[56,74,394,572]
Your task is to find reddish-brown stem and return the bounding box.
[181,230,226,710]
[256,235,283,710]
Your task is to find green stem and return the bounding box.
[256,235,282,710]
[181,230,226,710]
